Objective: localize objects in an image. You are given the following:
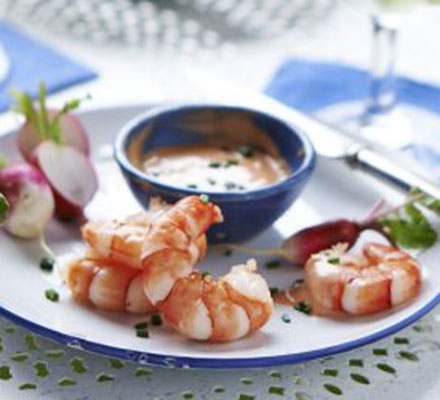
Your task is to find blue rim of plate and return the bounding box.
[1,104,439,369]
[0,292,439,369]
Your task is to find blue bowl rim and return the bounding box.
[114,102,317,201]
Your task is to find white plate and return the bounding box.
[1,104,439,369]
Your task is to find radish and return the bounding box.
[225,197,429,266]
[12,82,90,162]
[32,141,98,219]
[17,110,89,162]
[226,219,378,265]
[0,163,54,238]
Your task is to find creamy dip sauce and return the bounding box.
[140,142,291,192]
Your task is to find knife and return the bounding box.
[184,67,440,199]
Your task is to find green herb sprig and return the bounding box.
[0,193,9,225]
[374,188,440,250]
[11,82,90,145]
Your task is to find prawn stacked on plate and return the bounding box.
[276,242,422,316]
[64,196,273,342]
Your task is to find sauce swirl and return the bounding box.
[139,142,291,192]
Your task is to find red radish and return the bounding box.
[12,82,90,162]
[226,219,395,266]
[0,163,54,238]
[281,219,363,264]
[17,110,89,162]
[32,141,98,219]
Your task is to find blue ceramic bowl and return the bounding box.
[114,103,316,243]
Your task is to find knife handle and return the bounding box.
[351,147,440,199]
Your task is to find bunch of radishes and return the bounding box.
[0,82,97,240]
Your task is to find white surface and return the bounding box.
[0,105,438,367]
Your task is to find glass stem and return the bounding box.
[363,14,399,123]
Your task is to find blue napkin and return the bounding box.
[265,58,440,176]
[0,22,97,112]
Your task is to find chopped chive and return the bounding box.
[225,182,236,190]
[57,377,76,387]
[268,386,285,395]
[238,185,246,191]
[269,371,282,379]
[45,349,64,359]
[208,179,216,186]
[295,392,312,400]
[5,326,15,334]
[201,271,211,278]
[398,351,419,361]
[265,259,281,269]
[200,194,210,203]
[294,301,312,315]
[186,184,198,189]
[323,383,343,395]
[269,287,279,296]
[18,383,37,390]
[321,369,338,377]
[11,352,28,362]
[96,373,114,383]
[394,337,409,345]
[213,385,225,393]
[376,363,396,374]
[412,324,431,333]
[108,359,125,369]
[372,348,388,356]
[134,367,152,377]
[209,162,221,168]
[150,314,162,326]
[40,257,55,272]
[223,249,232,257]
[182,391,194,399]
[44,289,59,302]
[241,377,254,385]
[328,258,340,265]
[33,361,49,378]
[0,366,12,380]
[237,146,254,158]
[350,373,370,385]
[25,334,38,351]
[70,357,87,373]
[348,359,364,367]
[134,321,148,330]
[238,394,255,400]
[281,313,291,323]
[136,330,149,339]
[225,159,239,167]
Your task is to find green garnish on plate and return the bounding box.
[44,289,59,302]
[0,193,9,225]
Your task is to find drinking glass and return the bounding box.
[319,0,438,149]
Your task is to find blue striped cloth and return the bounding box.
[0,22,96,112]
[265,58,440,177]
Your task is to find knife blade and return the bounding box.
[184,67,440,199]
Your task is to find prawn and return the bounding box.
[161,259,273,342]
[64,255,154,313]
[304,242,421,315]
[82,196,222,269]
[64,233,207,312]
